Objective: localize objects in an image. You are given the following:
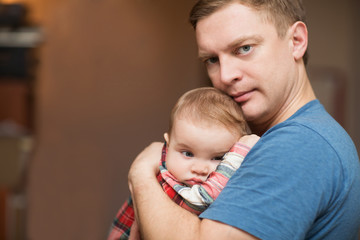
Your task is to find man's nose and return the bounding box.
[219,56,243,85]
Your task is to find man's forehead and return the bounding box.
[195,4,270,57]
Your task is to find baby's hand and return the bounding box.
[238,134,260,148]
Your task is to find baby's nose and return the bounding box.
[191,161,210,176]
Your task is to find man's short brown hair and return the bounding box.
[189,0,308,64]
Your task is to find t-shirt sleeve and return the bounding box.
[199,124,342,240]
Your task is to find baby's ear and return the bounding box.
[164,133,169,143]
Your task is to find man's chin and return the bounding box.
[241,103,258,121]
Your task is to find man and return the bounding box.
[127,0,360,239]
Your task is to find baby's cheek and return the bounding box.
[166,159,176,174]
[167,160,185,180]
[210,161,221,172]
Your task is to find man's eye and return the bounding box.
[236,45,252,55]
[181,151,194,158]
[205,57,219,65]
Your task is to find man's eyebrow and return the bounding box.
[226,34,264,49]
[198,52,215,61]
[198,34,264,60]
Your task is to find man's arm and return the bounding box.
[128,138,260,240]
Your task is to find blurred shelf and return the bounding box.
[0,27,42,48]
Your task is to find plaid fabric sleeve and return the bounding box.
[161,142,251,211]
[107,197,135,240]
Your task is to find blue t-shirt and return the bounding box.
[200,100,360,240]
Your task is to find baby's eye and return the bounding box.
[181,151,194,158]
[212,155,224,161]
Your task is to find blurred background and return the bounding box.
[0,0,358,239]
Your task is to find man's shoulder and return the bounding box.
[265,100,355,157]
[252,101,359,183]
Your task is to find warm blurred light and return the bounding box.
[1,0,22,4]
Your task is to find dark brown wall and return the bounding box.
[304,0,359,148]
[26,1,207,239]
[352,0,360,155]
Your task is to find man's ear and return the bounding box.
[164,133,169,144]
[290,21,308,61]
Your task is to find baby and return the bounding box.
[108,87,258,239]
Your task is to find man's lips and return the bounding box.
[232,90,253,103]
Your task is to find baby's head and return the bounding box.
[164,87,250,186]
[168,87,250,139]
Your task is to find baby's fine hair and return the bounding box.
[168,87,251,137]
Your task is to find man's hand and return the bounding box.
[128,142,163,194]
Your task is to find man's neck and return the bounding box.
[250,68,316,136]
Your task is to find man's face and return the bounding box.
[196,3,297,128]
